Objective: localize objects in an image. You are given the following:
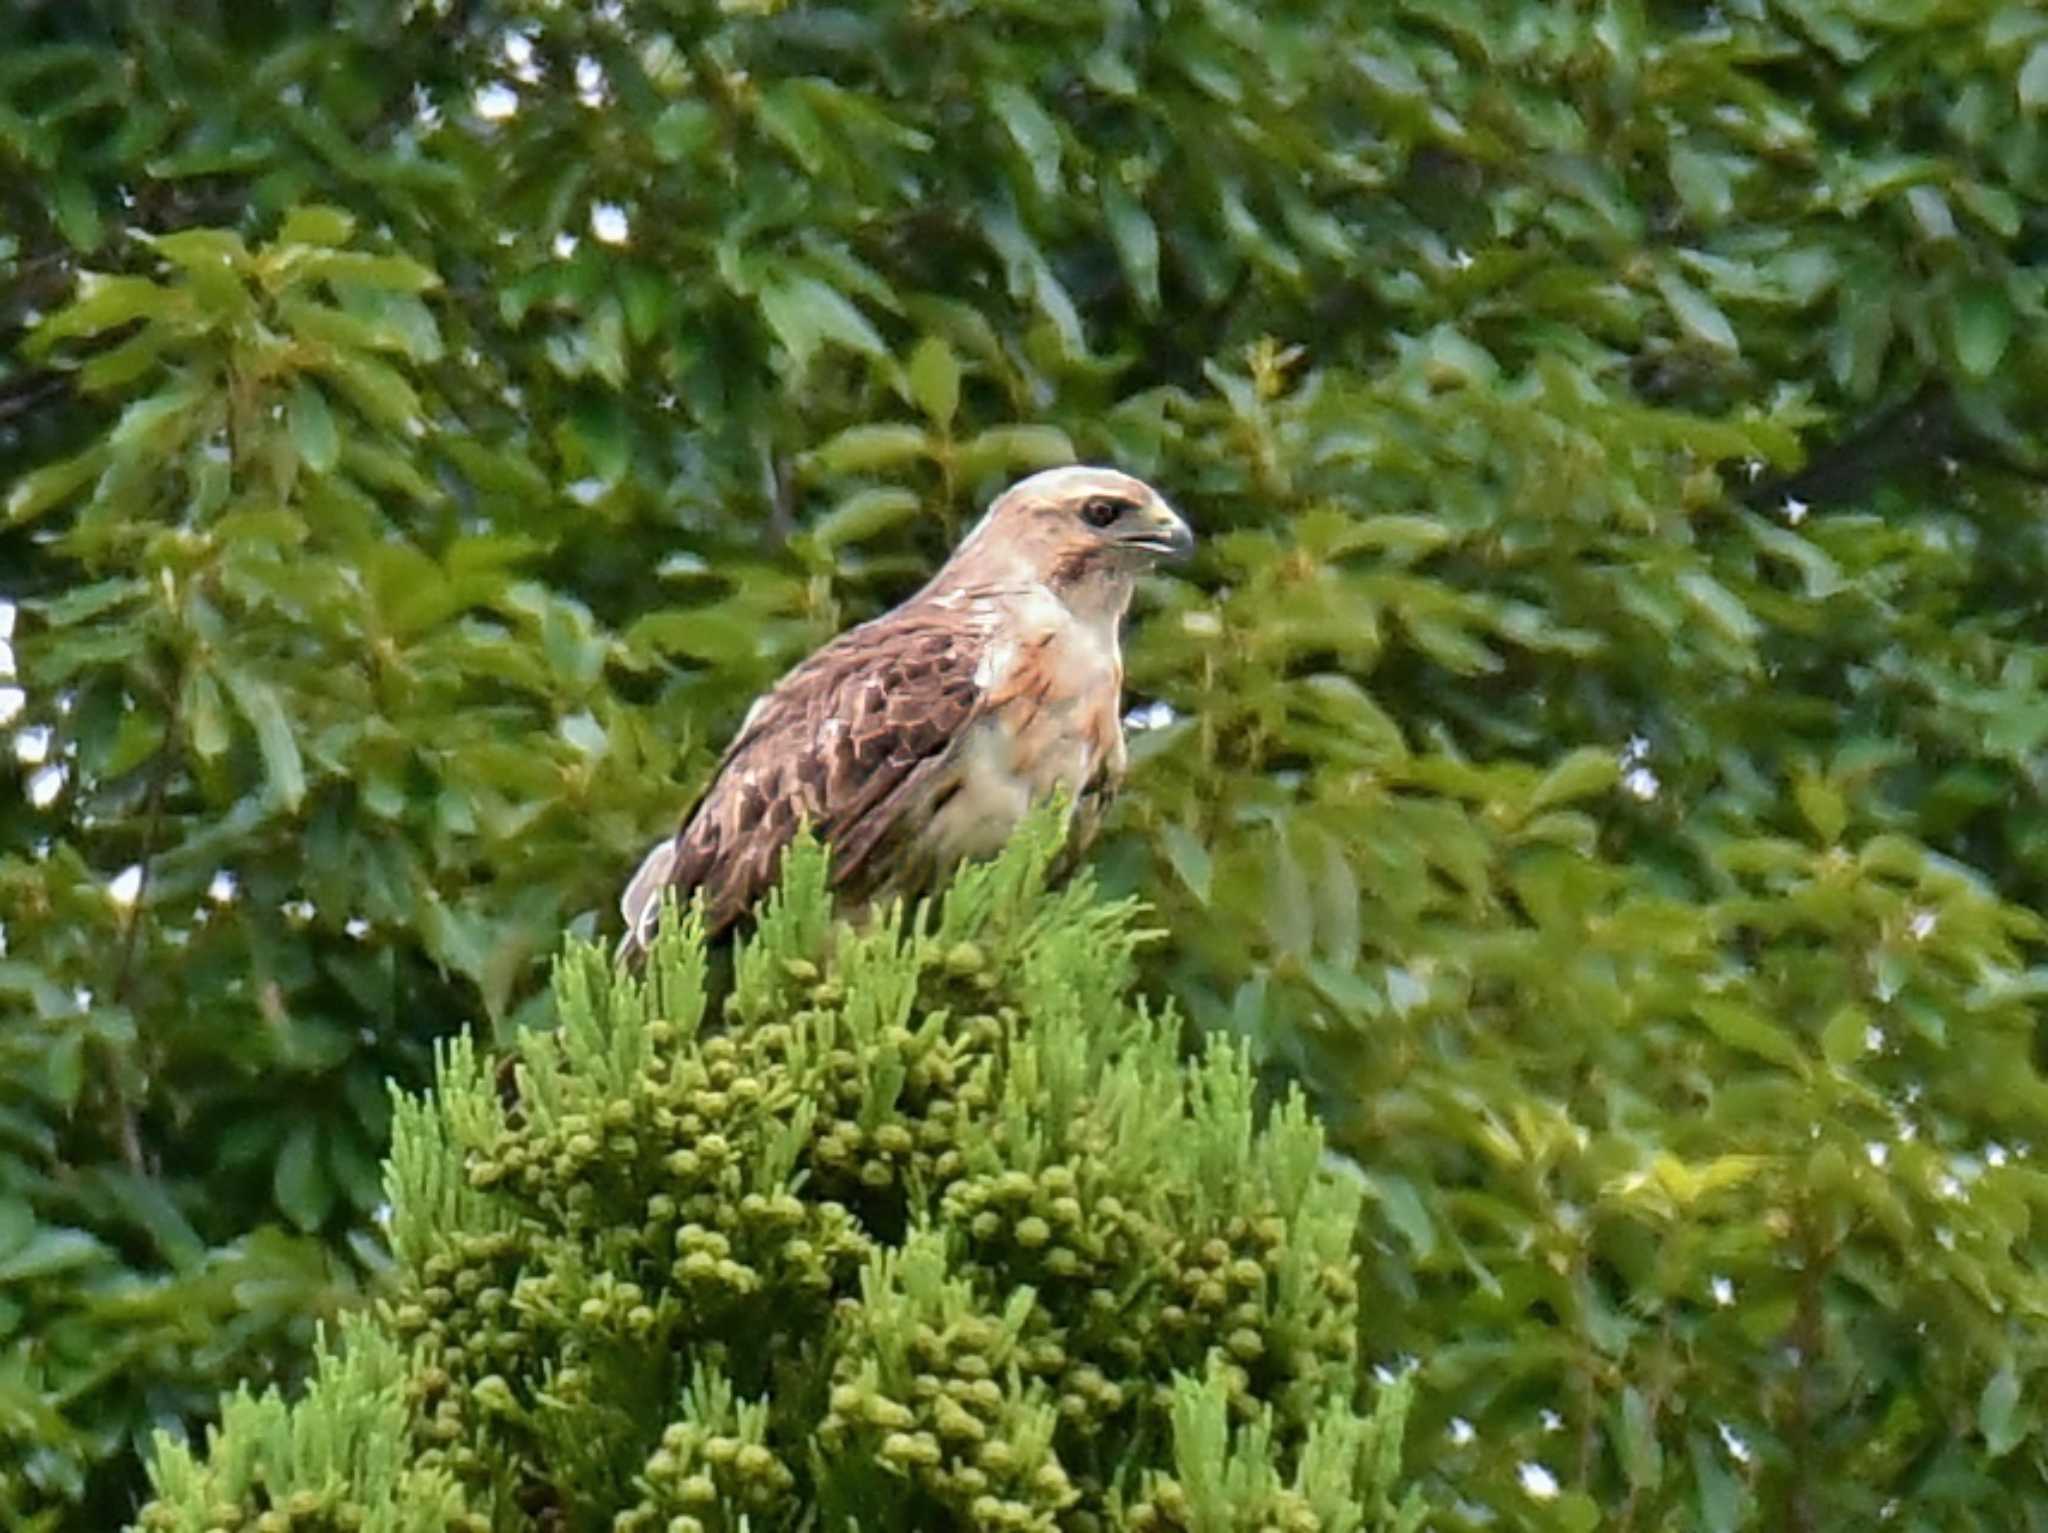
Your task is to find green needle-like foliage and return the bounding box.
[134,814,1424,1533]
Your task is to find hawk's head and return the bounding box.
[944,465,1193,603]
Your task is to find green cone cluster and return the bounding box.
[135,814,1421,1532]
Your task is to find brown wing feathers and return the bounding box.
[619,609,985,951]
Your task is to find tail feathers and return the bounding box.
[615,835,679,964]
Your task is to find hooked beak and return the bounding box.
[1120,498,1196,562]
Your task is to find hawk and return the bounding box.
[617,465,1193,960]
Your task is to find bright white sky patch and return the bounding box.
[1711,1274,1734,1306]
[14,725,51,765]
[1618,735,1659,799]
[26,763,66,808]
[474,82,520,120]
[0,689,23,726]
[590,201,630,245]
[108,863,144,907]
[208,869,239,905]
[553,231,579,259]
[1718,1421,1752,1464]
[1517,1462,1560,1501]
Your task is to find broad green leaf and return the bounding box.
[1265,828,1313,956]
[1401,615,1501,674]
[0,1200,30,1262]
[1693,999,1807,1073]
[288,379,340,473]
[314,350,424,434]
[1353,515,1452,561]
[0,1227,109,1284]
[1655,266,1739,352]
[79,325,172,391]
[51,176,105,251]
[149,226,250,270]
[1102,179,1161,310]
[219,665,307,810]
[567,394,628,483]
[273,1122,334,1232]
[98,1172,205,1270]
[957,425,1075,482]
[906,336,961,429]
[810,488,922,552]
[755,82,830,174]
[183,668,231,760]
[34,576,141,628]
[1618,1385,1664,1491]
[1794,773,1847,843]
[760,275,888,369]
[804,423,931,477]
[1690,1433,1745,1533]
[1669,145,1734,224]
[1530,746,1619,811]
[987,81,1062,197]
[2023,43,2048,111]
[1159,822,1213,906]
[1952,282,2013,378]
[1305,959,1382,1019]
[6,446,108,524]
[32,274,167,347]
[1980,1365,2023,1457]
[291,249,439,294]
[1362,1172,1436,1259]
[1676,570,1761,644]
[1821,1004,1871,1068]
[277,204,357,246]
[1829,278,1893,396]
[109,383,203,457]
[1904,184,1957,243]
[649,100,717,163]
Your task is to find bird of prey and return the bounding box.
[616,464,1193,960]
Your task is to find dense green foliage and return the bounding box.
[5,0,2048,1527]
[136,823,1425,1531]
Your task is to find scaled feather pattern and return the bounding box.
[617,465,1193,959]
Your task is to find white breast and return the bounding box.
[917,586,1125,865]
[924,722,1041,860]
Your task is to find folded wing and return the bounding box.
[618,608,989,958]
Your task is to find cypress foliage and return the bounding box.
[136,814,1421,1532]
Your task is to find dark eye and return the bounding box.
[1081,497,1126,528]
